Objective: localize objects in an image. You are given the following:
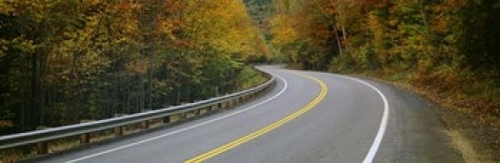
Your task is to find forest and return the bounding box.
[270,0,500,160]
[0,1,270,135]
[0,0,499,161]
[271,0,499,123]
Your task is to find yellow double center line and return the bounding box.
[185,73,328,163]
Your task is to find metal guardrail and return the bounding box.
[0,69,275,154]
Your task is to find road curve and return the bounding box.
[28,66,463,163]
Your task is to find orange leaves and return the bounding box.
[257,41,271,58]
[0,120,13,128]
[164,0,184,12]
[174,40,190,49]
[115,1,140,12]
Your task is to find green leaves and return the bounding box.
[0,0,267,134]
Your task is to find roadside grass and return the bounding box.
[0,149,30,163]
[235,66,268,91]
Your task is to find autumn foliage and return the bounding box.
[271,0,500,115]
[270,0,500,159]
[0,1,267,134]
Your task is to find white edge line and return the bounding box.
[334,75,389,163]
[65,75,288,163]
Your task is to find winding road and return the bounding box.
[29,66,463,163]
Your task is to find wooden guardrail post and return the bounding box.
[232,99,237,107]
[35,126,49,154]
[142,120,150,129]
[115,126,124,136]
[0,72,274,156]
[37,142,48,154]
[163,116,170,124]
[80,133,91,144]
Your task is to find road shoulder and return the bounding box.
[355,75,499,163]
[351,78,465,162]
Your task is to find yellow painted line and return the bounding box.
[185,73,328,163]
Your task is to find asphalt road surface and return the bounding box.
[29,66,463,163]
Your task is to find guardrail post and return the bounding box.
[189,111,194,117]
[142,121,150,129]
[163,116,170,124]
[37,142,48,154]
[232,99,237,107]
[0,73,273,156]
[115,126,124,136]
[80,133,91,144]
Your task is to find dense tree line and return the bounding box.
[0,1,269,135]
[270,0,500,118]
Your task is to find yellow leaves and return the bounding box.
[0,1,15,14]
[11,37,35,53]
[0,39,7,58]
[270,10,301,47]
[257,40,271,58]
[167,0,259,58]
[81,51,110,70]
[116,1,140,12]
[160,20,179,41]
[367,12,386,47]
[126,59,150,75]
